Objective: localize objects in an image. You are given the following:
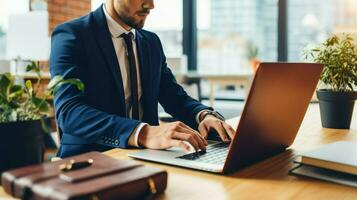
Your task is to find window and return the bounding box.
[91,0,104,10]
[0,0,29,59]
[91,0,183,57]
[197,0,278,73]
[145,0,183,56]
[288,0,357,61]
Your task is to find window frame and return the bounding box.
[183,0,288,71]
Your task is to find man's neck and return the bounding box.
[105,4,132,31]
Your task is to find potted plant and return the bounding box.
[0,61,84,174]
[305,34,357,129]
[247,42,260,72]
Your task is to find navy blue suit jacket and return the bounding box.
[50,6,210,157]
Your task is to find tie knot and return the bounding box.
[120,32,133,40]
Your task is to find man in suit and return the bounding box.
[50,0,236,158]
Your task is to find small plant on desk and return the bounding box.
[305,34,357,129]
[0,61,84,173]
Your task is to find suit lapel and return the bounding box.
[91,6,126,114]
[135,31,152,122]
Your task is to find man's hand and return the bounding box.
[198,115,236,142]
[138,122,208,152]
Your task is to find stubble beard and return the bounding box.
[120,14,146,29]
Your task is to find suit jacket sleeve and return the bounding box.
[50,24,140,148]
[154,34,212,129]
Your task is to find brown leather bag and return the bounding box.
[1,151,167,200]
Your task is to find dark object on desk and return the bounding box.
[1,151,168,200]
[290,164,357,188]
[0,120,45,176]
[298,141,357,175]
[290,141,357,188]
[317,90,357,129]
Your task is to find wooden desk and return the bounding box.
[1,104,357,199]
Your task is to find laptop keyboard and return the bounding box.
[176,142,230,165]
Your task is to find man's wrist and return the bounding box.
[128,123,147,147]
[138,124,151,147]
[199,110,225,122]
[196,109,210,123]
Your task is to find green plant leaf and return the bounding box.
[32,97,50,113]
[1,65,85,122]
[0,73,11,86]
[61,79,85,91]
[26,61,40,73]
[25,80,33,96]
[0,73,12,94]
[47,75,63,90]
[9,85,23,99]
[304,33,357,91]
[7,100,19,109]
[47,76,85,95]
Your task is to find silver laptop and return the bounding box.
[128,63,323,174]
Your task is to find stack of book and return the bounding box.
[290,141,357,187]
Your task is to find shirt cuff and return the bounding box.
[128,123,147,147]
[196,109,211,123]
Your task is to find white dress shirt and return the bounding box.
[103,5,207,147]
[103,5,145,147]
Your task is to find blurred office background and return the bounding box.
[0,0,357,119]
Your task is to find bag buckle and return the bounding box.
[148,178,157,194]
[59,159,94,172]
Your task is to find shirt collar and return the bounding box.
[102,4,136,39]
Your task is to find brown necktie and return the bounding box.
[121,33,139,120]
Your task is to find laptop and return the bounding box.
[129,63,323,174]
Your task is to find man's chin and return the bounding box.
[132,21,145,29]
